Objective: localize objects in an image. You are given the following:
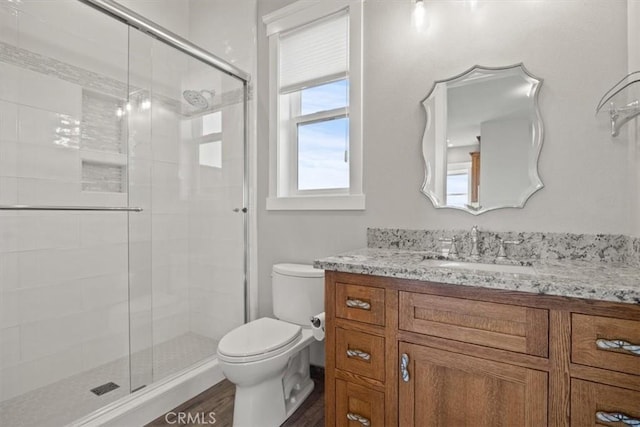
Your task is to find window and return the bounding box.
[446,162,472,208]
[264,0,364,210]
[199,141,222,168]
[297,80,349,191]
[446,171,470,208]
[197,111,222,168]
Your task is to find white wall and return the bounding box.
[257,1,631,317]
[480,117,531,207]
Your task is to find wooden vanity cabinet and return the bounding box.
[398,342,548,427]
[570,380,640,427]
[324,271,640,427]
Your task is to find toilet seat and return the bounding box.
[217,317,302,363]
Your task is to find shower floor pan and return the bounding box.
[0,333,217,427]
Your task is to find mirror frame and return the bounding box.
[420,63,544,215]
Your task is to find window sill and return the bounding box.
[266,194,365,211]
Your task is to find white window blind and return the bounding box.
[279,11,348,94]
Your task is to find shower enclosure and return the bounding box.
[0,0,249,425]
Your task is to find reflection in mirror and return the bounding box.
[420,64,544,215]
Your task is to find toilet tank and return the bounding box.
[272,263,324,326]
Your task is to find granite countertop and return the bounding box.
[314,248,640,304]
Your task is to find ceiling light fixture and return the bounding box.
[414,0,426,31]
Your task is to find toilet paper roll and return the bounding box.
[310,312,325,341]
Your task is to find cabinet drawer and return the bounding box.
[336,379,385,427]
[335,283,385,326]
[572,314,640,376]
[399,291,548,357]
[571,379,640,426]
[336,328,385,382]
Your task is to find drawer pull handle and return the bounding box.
[400,353,410,382]
[596,339,640,356]
[596,411,640,426]
[346,412,371,426]
[346,349,371,361]
[346,298,371,310]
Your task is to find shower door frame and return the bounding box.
[77,0,252,326]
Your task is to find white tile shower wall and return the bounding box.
[0,0,134,402]
[0,4,17,46]
[126,30,195,369]
[1,342,86,401]
[186,0,257,324]
[187,107,245,341]
[1,0,250,404]
[188,0,256,73]
[8,1,129,84]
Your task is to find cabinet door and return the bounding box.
[399,342,547,427]
[571,379,640,426]
[336,379,385,427]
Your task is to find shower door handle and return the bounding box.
[233,207,248,213]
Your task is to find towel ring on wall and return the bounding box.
[596,71,640,137]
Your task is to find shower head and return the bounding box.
[183,89,215,110]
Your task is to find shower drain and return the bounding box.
[90,382,120,396]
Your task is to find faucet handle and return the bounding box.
[497,239,522,260]
[439,236,459,258]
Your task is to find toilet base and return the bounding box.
[284,377,314,419]
[229,341,315,427]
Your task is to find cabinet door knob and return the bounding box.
[346,349,371,361]
[596,411,640,425]
[400,353,410,382]
[346,412,371,426]
[346,298,371,311]
[596,339,640,356]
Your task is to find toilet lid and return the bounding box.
[217,317,302,359]
[273,263,324,278]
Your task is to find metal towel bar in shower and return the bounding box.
[0,205,143,212]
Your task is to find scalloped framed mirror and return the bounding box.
[420,63,544,215]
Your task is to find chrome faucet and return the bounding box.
[439,236,459,259]
[496,238,523,261]
[470,225,480,260]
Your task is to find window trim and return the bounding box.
[264,0,364,211]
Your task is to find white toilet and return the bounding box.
[217,263,324,427]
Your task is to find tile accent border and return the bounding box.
[0,41,246,116]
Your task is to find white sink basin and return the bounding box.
[420,259,536,275]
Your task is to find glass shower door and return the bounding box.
[127,29,247,386]
[0,0,248,425]
[0,1,134,425]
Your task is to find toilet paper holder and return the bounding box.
[310,316,323,328]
